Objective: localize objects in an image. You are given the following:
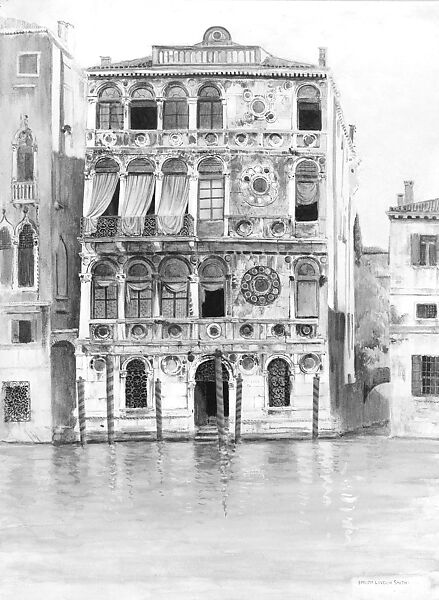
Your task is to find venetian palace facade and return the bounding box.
[77,27,358,440]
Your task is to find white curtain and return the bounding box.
[83,173,119,234]
[157,175,189,235]
[126,281,152,301]
[296,182,319,205]
[121,174,155,235]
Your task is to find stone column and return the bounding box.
[87,97,97,130]
[221,98,227,130]
[223,170,231,236]
[154,170,163,215]
[287,169,295,220]
[152,273,160,317]
[189,274,200,318]
[123,98,130,130]
[116,273,126,340]
[118,172,127,216]
[289,275,295,320]
[188,98,197,130]
[156,98,164,130]
[83,172,94,217]
[188,171,198,236]
[79,273,92,339]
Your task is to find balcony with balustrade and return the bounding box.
[11,181,38,204]
[80,214,195,240]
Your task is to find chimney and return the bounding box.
[100,56,112,67]
[318,47,327,68]
[349,124,356,143]
[397,193,405,207]
[57,21,74,47]
[404,180,414,205]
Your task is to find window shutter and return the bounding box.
[11,320,19,344]
[411,234,420,266]
[411,355,422,396]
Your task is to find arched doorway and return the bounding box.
[194,359,229,426]
[51,341,76,441]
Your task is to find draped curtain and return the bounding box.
[125,280,152,301]
[121,174,155,235]
[83,173,119,234]
[296,182,319,205]
[157,175,189,235]
[201,279,224,292]
[162,280,187,293]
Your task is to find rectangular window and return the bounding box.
[198,178,224,220]
[421,356,439,395]
[161,287,188,318]
[3,381,31,422]
[11,319,34,343]
[416,304,437,319]
[296,280,318,318]
[126,288,153,318]
[163,101,189,130]
[17,53,39,76]
[92,284,117,319]
[97,103,123,129]
[420,236,437,266]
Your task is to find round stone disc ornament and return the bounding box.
[240,266,281,306]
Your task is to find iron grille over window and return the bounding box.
[412,355,439,395]
[3,381,31,422]
[416,304,437,319]
[125,359,148,408]
[268,358,291,407]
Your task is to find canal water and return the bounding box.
[0,436,438,600]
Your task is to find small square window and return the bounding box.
[416,304,437,319]
[18,53,39,76]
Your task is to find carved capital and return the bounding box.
[116,273,126,283]
[80,273,92,284]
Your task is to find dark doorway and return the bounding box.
[194,359,229,426]
[51,341,76,442]
[201,288,225,318]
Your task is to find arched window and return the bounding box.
[0,225,13,286]
[123,158,155,225]
[198,158,224,221]
[297,85,321,131]
[197,85,222,129]
[125,358,148,408]
[163,85,189,130]
[125,262,153,318]
[16,126,35,182]
[295,260,319,318]
[268,358,291,407]
[130,87,157,130]
[17,223,36,288]
[94,158,120,217]
[91,261,117,319]
[160,258,189,318]
[295,160,319,222]
[55,237,68,297]
[157,159,189,234]
[199,258,226,318]
[97,86,123,130]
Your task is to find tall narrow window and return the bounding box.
[198,158,224,221]
[199,258,226,317]
[125,359,148,408]
[295,261,319,318]
[420,235,437,266]
[160,258,189,318]
[18,223,36,288]
[55,237,68,297]
[163,85,189,130]
[95,158,120,217]
[268,358,291,407]
[17,127,35,181]
[0,226,13,286]
[130,87,157,130]
[157,158,189,235]
[297,85,321,131]
[123,158,155,230]
[97,87,123,130]
[125,262,153,318]
[197,85,222,129]
[92,262,117,319]
[295,160,319,222]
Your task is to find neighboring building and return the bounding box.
[362,246,389,291]
[388,180,439,437]
[0,18,85,442]
[77,26,359,440]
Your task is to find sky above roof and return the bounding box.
[1,0,438,248]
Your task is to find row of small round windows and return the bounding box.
[90,352,321,376]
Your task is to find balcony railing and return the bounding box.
[81,214,194,238]
[11,181,38,203]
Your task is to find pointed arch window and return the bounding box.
[295,160,319,222]
[17,223,37,288]
[92,261,117,319]
[160,258,189,318]
[55,237,68,297]
[297,85,321,131]
[198,157,224,221]
[163,85,189,130]
[125,262,153,318]
[0,225,13,287]
[197,85,222,129]
[199,258,226,317]
[295,260,319,318]
[97,86,123,130]
[130,87,157,130]
[268,358,291,407]
[125,359,148,408]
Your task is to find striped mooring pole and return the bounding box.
[215,349,226,444]
[155,378,163,441]
[106,355,115,445]
[76,376,87,446]
[235,373,242,443]
[312,374,320,440]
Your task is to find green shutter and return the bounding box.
[411,234,420,266]
[411,355,422,396]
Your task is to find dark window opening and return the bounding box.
[18,53,38,75]
[130,103,157,130]
[295,202,318,222]
[102,181,120,216]
[298,102,322,130]
[420,236,437,266]
[417,304,437,319]
[18,320,32,343]
[201,288,225,318]
[18,224,35,287]
[163,100,189,130]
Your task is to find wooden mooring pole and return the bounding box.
[77,377,87,446]
[235,373,242,443]
[155,378,163,441]
[106,355,115,445]
[312,374,320,440]
[215,349,226,444]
